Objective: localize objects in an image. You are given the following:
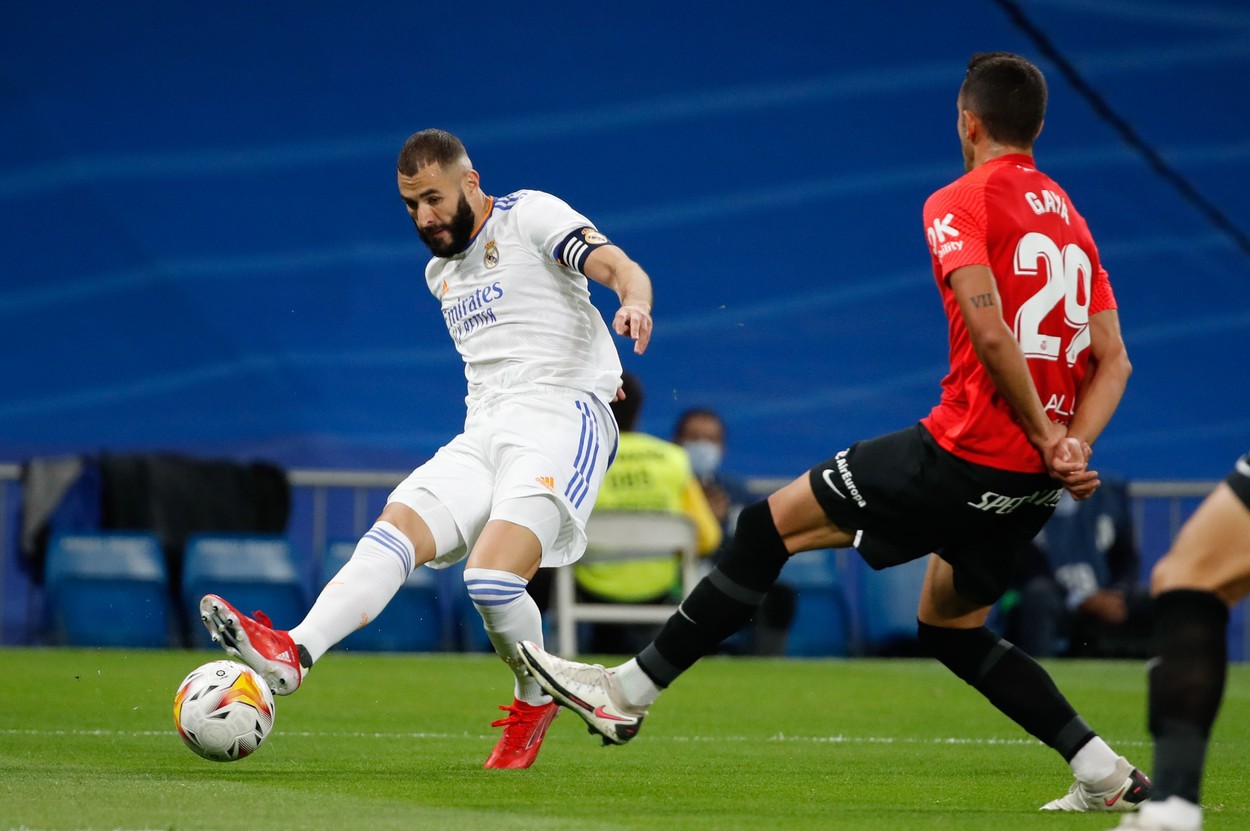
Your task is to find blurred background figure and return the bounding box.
[1117,452,1250,831]
[672,409,751,547]
[575,373,722,654]
[673,408,796,656]
[1000,476,1151,658]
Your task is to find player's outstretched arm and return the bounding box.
[584,245,654,355]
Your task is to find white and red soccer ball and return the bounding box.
[173,660,275,762]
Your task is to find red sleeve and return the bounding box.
[1091,265,1117,314]
[924,179,989,283]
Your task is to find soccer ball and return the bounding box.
[173,660,275,761]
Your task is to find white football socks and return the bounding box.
[464,567,551,705]
[1069,736,1122,788]
[290,521,414,664]
[615,658,662,708]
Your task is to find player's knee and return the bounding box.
[379,493,451,565]
[472,494,562,574]
[1151,553,1183,595]
[735,499,781,545]
[917,621,1000,684]
[500,494,562,546]
[713,500,791,591]
[1151,547,1218,596]
[377,504,434,559]
[727,501,786,563]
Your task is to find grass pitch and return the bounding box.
[2,648,1248,830]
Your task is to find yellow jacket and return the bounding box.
[575,431,722,602]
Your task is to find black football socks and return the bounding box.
[638,500,789,687]
[1148,588,1229,803]
[919,622,1095,760]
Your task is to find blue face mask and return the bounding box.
[683,440,723,479]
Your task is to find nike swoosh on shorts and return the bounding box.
[821,468,846,499]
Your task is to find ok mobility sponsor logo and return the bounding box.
[926,213,963,259]
[821,449,866,508]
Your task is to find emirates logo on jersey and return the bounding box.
[483,239,499,269]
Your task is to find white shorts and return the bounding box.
[388,388,619,569]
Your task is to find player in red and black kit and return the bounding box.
[518,53,1146,813]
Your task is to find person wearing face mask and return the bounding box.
[573,374,723,654]
[674,409,795,656]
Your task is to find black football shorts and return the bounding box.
[807,423,1062,606]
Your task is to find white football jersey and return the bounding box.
[424,189,623,406]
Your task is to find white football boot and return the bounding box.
[1042,756,1151,812]
[517,640,646,745]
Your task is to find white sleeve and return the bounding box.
[514,191,610,274]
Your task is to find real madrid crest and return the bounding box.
[483,239,499,269]
[582,228,608,245]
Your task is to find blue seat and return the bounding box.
[782,549,851,657]
[858,556,928,655]
[322,539,443,653]
[45,532,172,648]
[182,534,306,649]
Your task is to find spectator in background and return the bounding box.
[674,408,795,656]
[672,409,753,544]
[1003,477,1151,658]
[576,373,722,654]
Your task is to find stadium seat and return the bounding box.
[182,534,306,649]
[321,539,443,652]
[44,532,173,648]
[553,512,698,656]
[782,549,851,657]
[858,556,929,655]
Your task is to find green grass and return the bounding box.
[1,648,1248,830]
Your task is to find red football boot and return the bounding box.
[200,594,305,695]
[484,698,559,769]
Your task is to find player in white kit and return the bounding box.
[200,128,655,769]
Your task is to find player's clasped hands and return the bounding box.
[614,303,653,355]
[1045,433,1100,500]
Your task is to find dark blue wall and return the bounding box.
[2,1,1247,480]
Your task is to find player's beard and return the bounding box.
[416,191,477,257]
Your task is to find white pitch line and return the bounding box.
[0,727,1147,747]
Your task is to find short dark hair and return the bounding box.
[397,129,468,175]
[611,371,644,432]
[673,407,723,439]
[960,52,1047,148]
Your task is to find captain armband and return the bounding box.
[553,226,612,275]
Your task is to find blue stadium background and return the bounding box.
[2,0,1247,480]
